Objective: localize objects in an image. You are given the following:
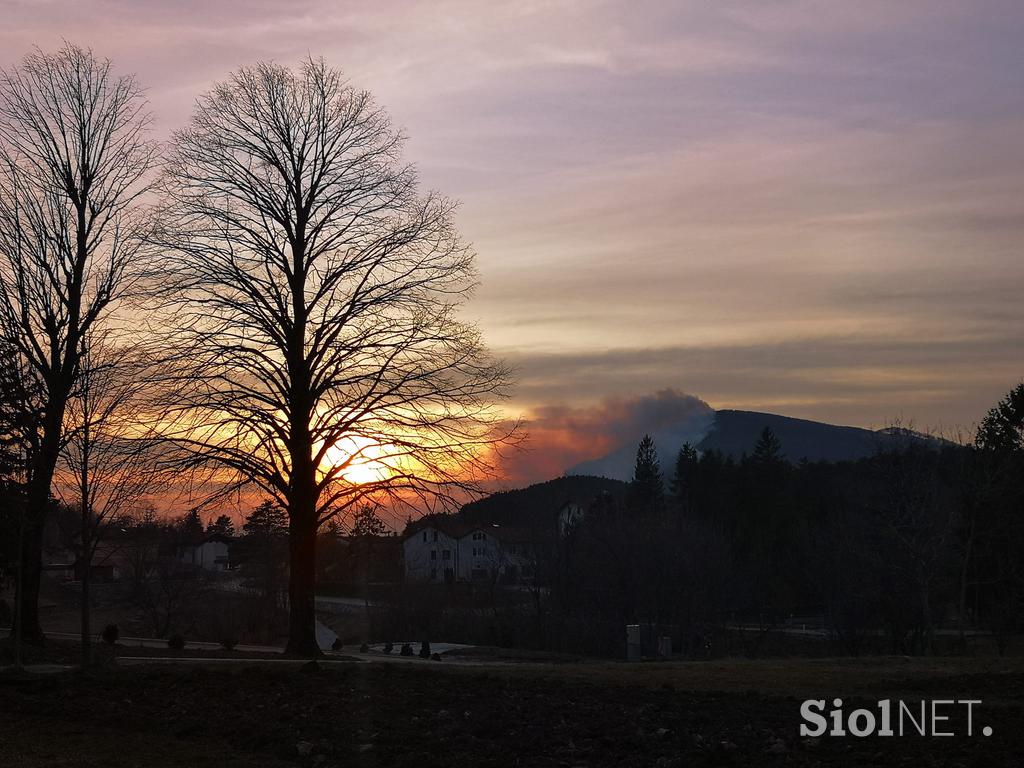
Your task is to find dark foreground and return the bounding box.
[1,652,1022,767]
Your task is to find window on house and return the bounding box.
[430,550,437,560]
[442,550,450,560]
[433,531,438,542]
[422,531,427,542]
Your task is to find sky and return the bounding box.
[3,0,1023,483]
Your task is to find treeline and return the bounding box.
[540,385,1024,657]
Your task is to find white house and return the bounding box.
[178,533,234,571]
[402,518,535,584]
[402,521,466,583]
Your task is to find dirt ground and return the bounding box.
[1,650,1022,767]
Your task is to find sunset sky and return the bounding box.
[4,0,1023,483]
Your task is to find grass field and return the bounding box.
[2,647,1022,767]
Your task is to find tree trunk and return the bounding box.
[80,561,91,666]
[12,478,48,645]
[12,388,69,646]
[285,504,320,657]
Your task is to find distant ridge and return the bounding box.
[698,409,887,463]
[567,408,947,481]
[448,411,948,527]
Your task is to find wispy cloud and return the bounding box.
[2,1,1021,447]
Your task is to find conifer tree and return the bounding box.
[628,435,664,515]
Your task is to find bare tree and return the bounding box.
[156,59,514,655]
[53,334,169,665]
[0,44,155,643]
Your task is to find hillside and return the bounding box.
[458,475,626,529]
[698,409,890,463]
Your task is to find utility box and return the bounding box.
[626,624,641,661]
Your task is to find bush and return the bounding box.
[219,635,238,651]
[359,642,369,653]
[101,623,119,645]
[400,642,413,656]
[0,599,11,627]
[383,641,393,654]
[167,634,185,651]
[331,638,343,651]
[419,640,431,659]
[431,652,442,661]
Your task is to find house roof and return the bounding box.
[401,516,534,544]
[178,532,236,547]
[402,515,476,540]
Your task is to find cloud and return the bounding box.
[497,389,712,485]
[3,1,1022,468]
[502,330,1024,434]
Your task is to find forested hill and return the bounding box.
[697,409,944,463]
[459,475,626,529]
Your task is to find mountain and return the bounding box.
[698,409,898,463]
[568,408,715,480]
[568,409,945,481]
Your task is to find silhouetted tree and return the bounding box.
[350,505,388,537]
[53,336,168,665]
[627,435,663,515]
[243,501,289,540]
[670,443,699,520]
[751,427,784,465]
[239,501,289,622]
[155,58,514,655]
[207,515,235,537]
[0,44,155,643]
[976,382,1024,452]
[177,509,204,538]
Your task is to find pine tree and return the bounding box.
[628,435,664,515]
[178,508,204,537]
[207,514,235,537]
[751,427,784,465]
[976,382,1024,452]
[242,501,288,540]
[671,443,699,517]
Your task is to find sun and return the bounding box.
[323,435,394,485]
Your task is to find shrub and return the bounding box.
[431,652,442,661]
[419,640,431,659]
[101,623,119,645]
[167,634,185,651]
[383,642,393,654]
[400,642,413,656]
[359,642,369,653]
[219,635,238,651]
[331,638,343,651]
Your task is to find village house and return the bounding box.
[402,517,535,585]
[176,532,234,571]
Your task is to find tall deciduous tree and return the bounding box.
[158,59,512,655]
[0,45,155,643]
